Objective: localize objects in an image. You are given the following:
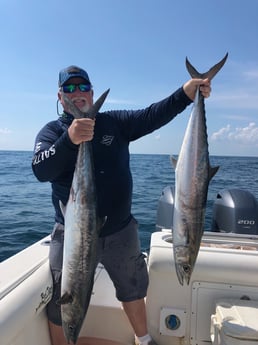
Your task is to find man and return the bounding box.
[32,65,211,345]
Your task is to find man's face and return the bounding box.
[58,77,94,113]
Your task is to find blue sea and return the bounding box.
[1,150,258,262]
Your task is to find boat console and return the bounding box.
[146,230,258,345]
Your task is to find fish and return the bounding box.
[59,89,110,344]
[171,54,228,285]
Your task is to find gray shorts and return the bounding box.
[47,217,149,325]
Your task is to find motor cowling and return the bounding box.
[156,186,174,231]
[211,189,258,234]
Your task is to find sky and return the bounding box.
[0,0,258,156]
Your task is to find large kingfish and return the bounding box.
[60,89,109,343]
[172,54,228,285]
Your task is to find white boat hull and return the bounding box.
[1,231,258,345]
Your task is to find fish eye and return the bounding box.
[183,264,190,273]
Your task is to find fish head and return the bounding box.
[173,245,194,286]
[61,300,85,344]
[62,316,84,344]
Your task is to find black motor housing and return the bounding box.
[211,188,258,235]
[156,186,175,231]
[156,186,258,235]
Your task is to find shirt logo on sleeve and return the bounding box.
[32,142,56,165]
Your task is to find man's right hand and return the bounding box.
[68,118,95,145]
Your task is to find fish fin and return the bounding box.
[170,156,177,169]
[58,292,73,305]
[186,53,228,80]
[209,165,220,181]
[85,89,110,119]
[59,200,66,217]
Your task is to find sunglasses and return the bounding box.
[62,83,92,93]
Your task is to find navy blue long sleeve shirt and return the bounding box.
[32,87,191,236]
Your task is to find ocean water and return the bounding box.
[1,150,258,262]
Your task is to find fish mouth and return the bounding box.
[174,247,193,285]
[63,320,82,344]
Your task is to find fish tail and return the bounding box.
[186,53,228,80]
[86,88,110,119]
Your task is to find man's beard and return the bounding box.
[72,97,91,113]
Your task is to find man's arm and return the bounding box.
[32,121,78,182]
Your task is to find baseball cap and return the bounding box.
[58,65,91,87]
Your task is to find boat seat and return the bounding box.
[211,299,258,345]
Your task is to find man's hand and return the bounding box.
[183,78,211,101]
[68,118,95,145]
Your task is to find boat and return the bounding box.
[1,188,258,345]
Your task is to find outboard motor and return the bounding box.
[156,186,175,230]
[211,188,258,235]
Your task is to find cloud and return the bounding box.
[155,134,161,140]
[211,125,231,140]
[0,128,12,135]
[211,122,258,146]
